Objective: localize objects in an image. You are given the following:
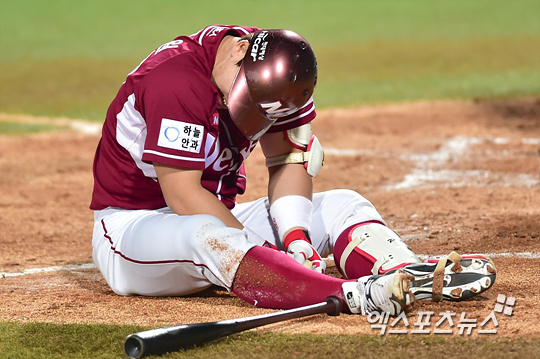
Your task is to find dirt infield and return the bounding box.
[1,98,539,338]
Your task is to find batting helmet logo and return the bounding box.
[250,31,269,61]
[259,101,294,118]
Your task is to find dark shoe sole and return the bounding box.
[399,253,497,301]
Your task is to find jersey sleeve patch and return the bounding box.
[157,118,205,153]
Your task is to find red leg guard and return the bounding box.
[333,221,415,279]
[232,246,348,310]
[333,221,383,278]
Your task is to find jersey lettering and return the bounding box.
[213,148,233,171]
[207,26,226,37]
[212,147,240,173]
[155,40,184,54]
[239,141,257,162]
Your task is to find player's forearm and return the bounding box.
[168,186,244,229]
[267,163,313,205]
[267,163,325,272]
[154,163,243,229]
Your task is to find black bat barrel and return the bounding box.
[124,297,341,358]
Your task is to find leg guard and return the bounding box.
[334,222,421,279]
[232,246,346,310]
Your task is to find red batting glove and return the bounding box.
[262,240,279,250]
[283,229,326,274]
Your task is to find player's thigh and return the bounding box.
[93,208,253,296]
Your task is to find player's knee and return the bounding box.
[324,189,378,213]
[334,222,421,279]
[325,188,362,202]
[181,214,249,255]
[178,214,228,248]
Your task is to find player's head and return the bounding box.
[228,30,318,140]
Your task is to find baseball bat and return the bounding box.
[124,296,342,358]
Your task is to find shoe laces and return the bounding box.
[358,276,391,316]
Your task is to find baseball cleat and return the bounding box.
[397,252,497,302]
[342,271,415,316]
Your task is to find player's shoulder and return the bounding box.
[188,25,260,44]
[125,37,203,86]
[138,41,211,89]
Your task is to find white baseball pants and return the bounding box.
[92,189,385,296]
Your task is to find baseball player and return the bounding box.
[90,25,496,317]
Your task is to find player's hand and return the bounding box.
[283,229,326,274]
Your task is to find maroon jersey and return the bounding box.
[90,25,316,211]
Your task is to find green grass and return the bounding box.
[1,322,539,359]
[0,0,539,121]
[0,58,134,120]
[0,322,143,359]
[1,0,539,60]
[0,122,64,135]
[316,34,540,108]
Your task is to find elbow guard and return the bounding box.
[265,135,324,177]
[285,123,313,150]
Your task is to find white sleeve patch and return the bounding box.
[157,118,204,153]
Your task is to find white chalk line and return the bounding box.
[415,252,540,260]
[326,135,540,189]
[69,121,102,135]
[1,263,96,278]
[2,252,539,278]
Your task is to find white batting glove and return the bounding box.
[283,229,326,274]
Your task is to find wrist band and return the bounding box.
[269,195,312,241]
